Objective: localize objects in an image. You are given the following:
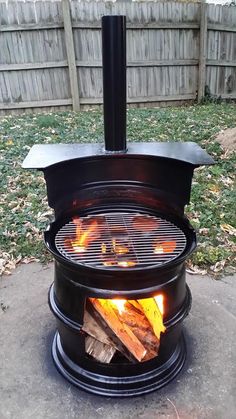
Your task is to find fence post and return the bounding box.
[62,0,80,111]
[198,1,207,102]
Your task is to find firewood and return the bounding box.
[128,300,143,312]
[117,302,160,360]
[85,302,137,362]
[89,298,147,362]
[138,298,166,340]
[83,310,116,347]
[85,336,116,363]
[83,308,137,363]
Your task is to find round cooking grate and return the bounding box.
[54,212,187,269]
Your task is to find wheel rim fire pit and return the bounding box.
[22,15,214,397]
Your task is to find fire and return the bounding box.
[117,260,136,268]
[101,243,107,254]
[102,258,136,268]
[101,238,136,267]
[154,240,176,254]
[103,260,116,267]
[111,299,126,314]
[71,218,98,253]
[112,239,129,255]
[111,296,164,316]
[154,294,164,315]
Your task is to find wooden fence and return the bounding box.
[0,0,236,114]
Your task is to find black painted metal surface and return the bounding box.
[102,15,127,152]
[22,142,214,169]
[51,322,187,397]
[22,148,214,217]
[22,143,214,216]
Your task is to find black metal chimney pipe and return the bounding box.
[102,15,127,152]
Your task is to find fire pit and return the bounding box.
[22,15,214,396]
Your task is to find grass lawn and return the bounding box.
[0,103,235,277]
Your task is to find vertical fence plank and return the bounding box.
[62,0,80,111]
[198,1,207,102]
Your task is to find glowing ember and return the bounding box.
[72,245,86,253]
[154,245,164,254]
[118,260,136,268]
[101,243,107,254]
[154,240,176,254]
[103,260,116,267]
[111,299,126,314]
[154,295,164,315]
[71,218,98,253]
[112,239,130,255]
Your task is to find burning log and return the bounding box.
[83,304,137,362]
[83,310,118,363]
[89,298,147,362]
[82,294,166,364]
[115,301,160,361]
[83,310,117,347]
[87,297,165,362]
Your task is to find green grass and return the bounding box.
[0,103,235,276]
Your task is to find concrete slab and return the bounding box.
[0,263,235,419]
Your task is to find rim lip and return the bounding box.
[54,212,188,271]
[45,207,196,276]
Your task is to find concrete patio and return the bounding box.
[0,263,235,419]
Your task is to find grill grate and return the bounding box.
[55,212,187,269]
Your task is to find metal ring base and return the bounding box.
[51,332,187,397]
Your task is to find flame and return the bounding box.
[118,260,136,268]
[71,218,98,253]
[103,260,116,267]
[101,243,107,254]
[154,245,164,254]
[154,240,176,254]
[113,241,130,255]
[154,295,164,315]
[112,299,126,314]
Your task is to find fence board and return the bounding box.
[0,1,235,114]
[62,0,80,110]
[198,2,207,102]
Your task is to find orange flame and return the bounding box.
[101,243,107,254]
[112,239,130,255]
[103,260,116,267]
[154,241,176,254]
[71,218,98,253]
[111,299,126,314]
[117,260,136,268]
[154,294,164,315]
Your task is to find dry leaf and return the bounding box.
[209,185,220,194]
[210,260,226,273]
[21,256,39,264]
[186,264,207,275]
[220,224,236,236]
